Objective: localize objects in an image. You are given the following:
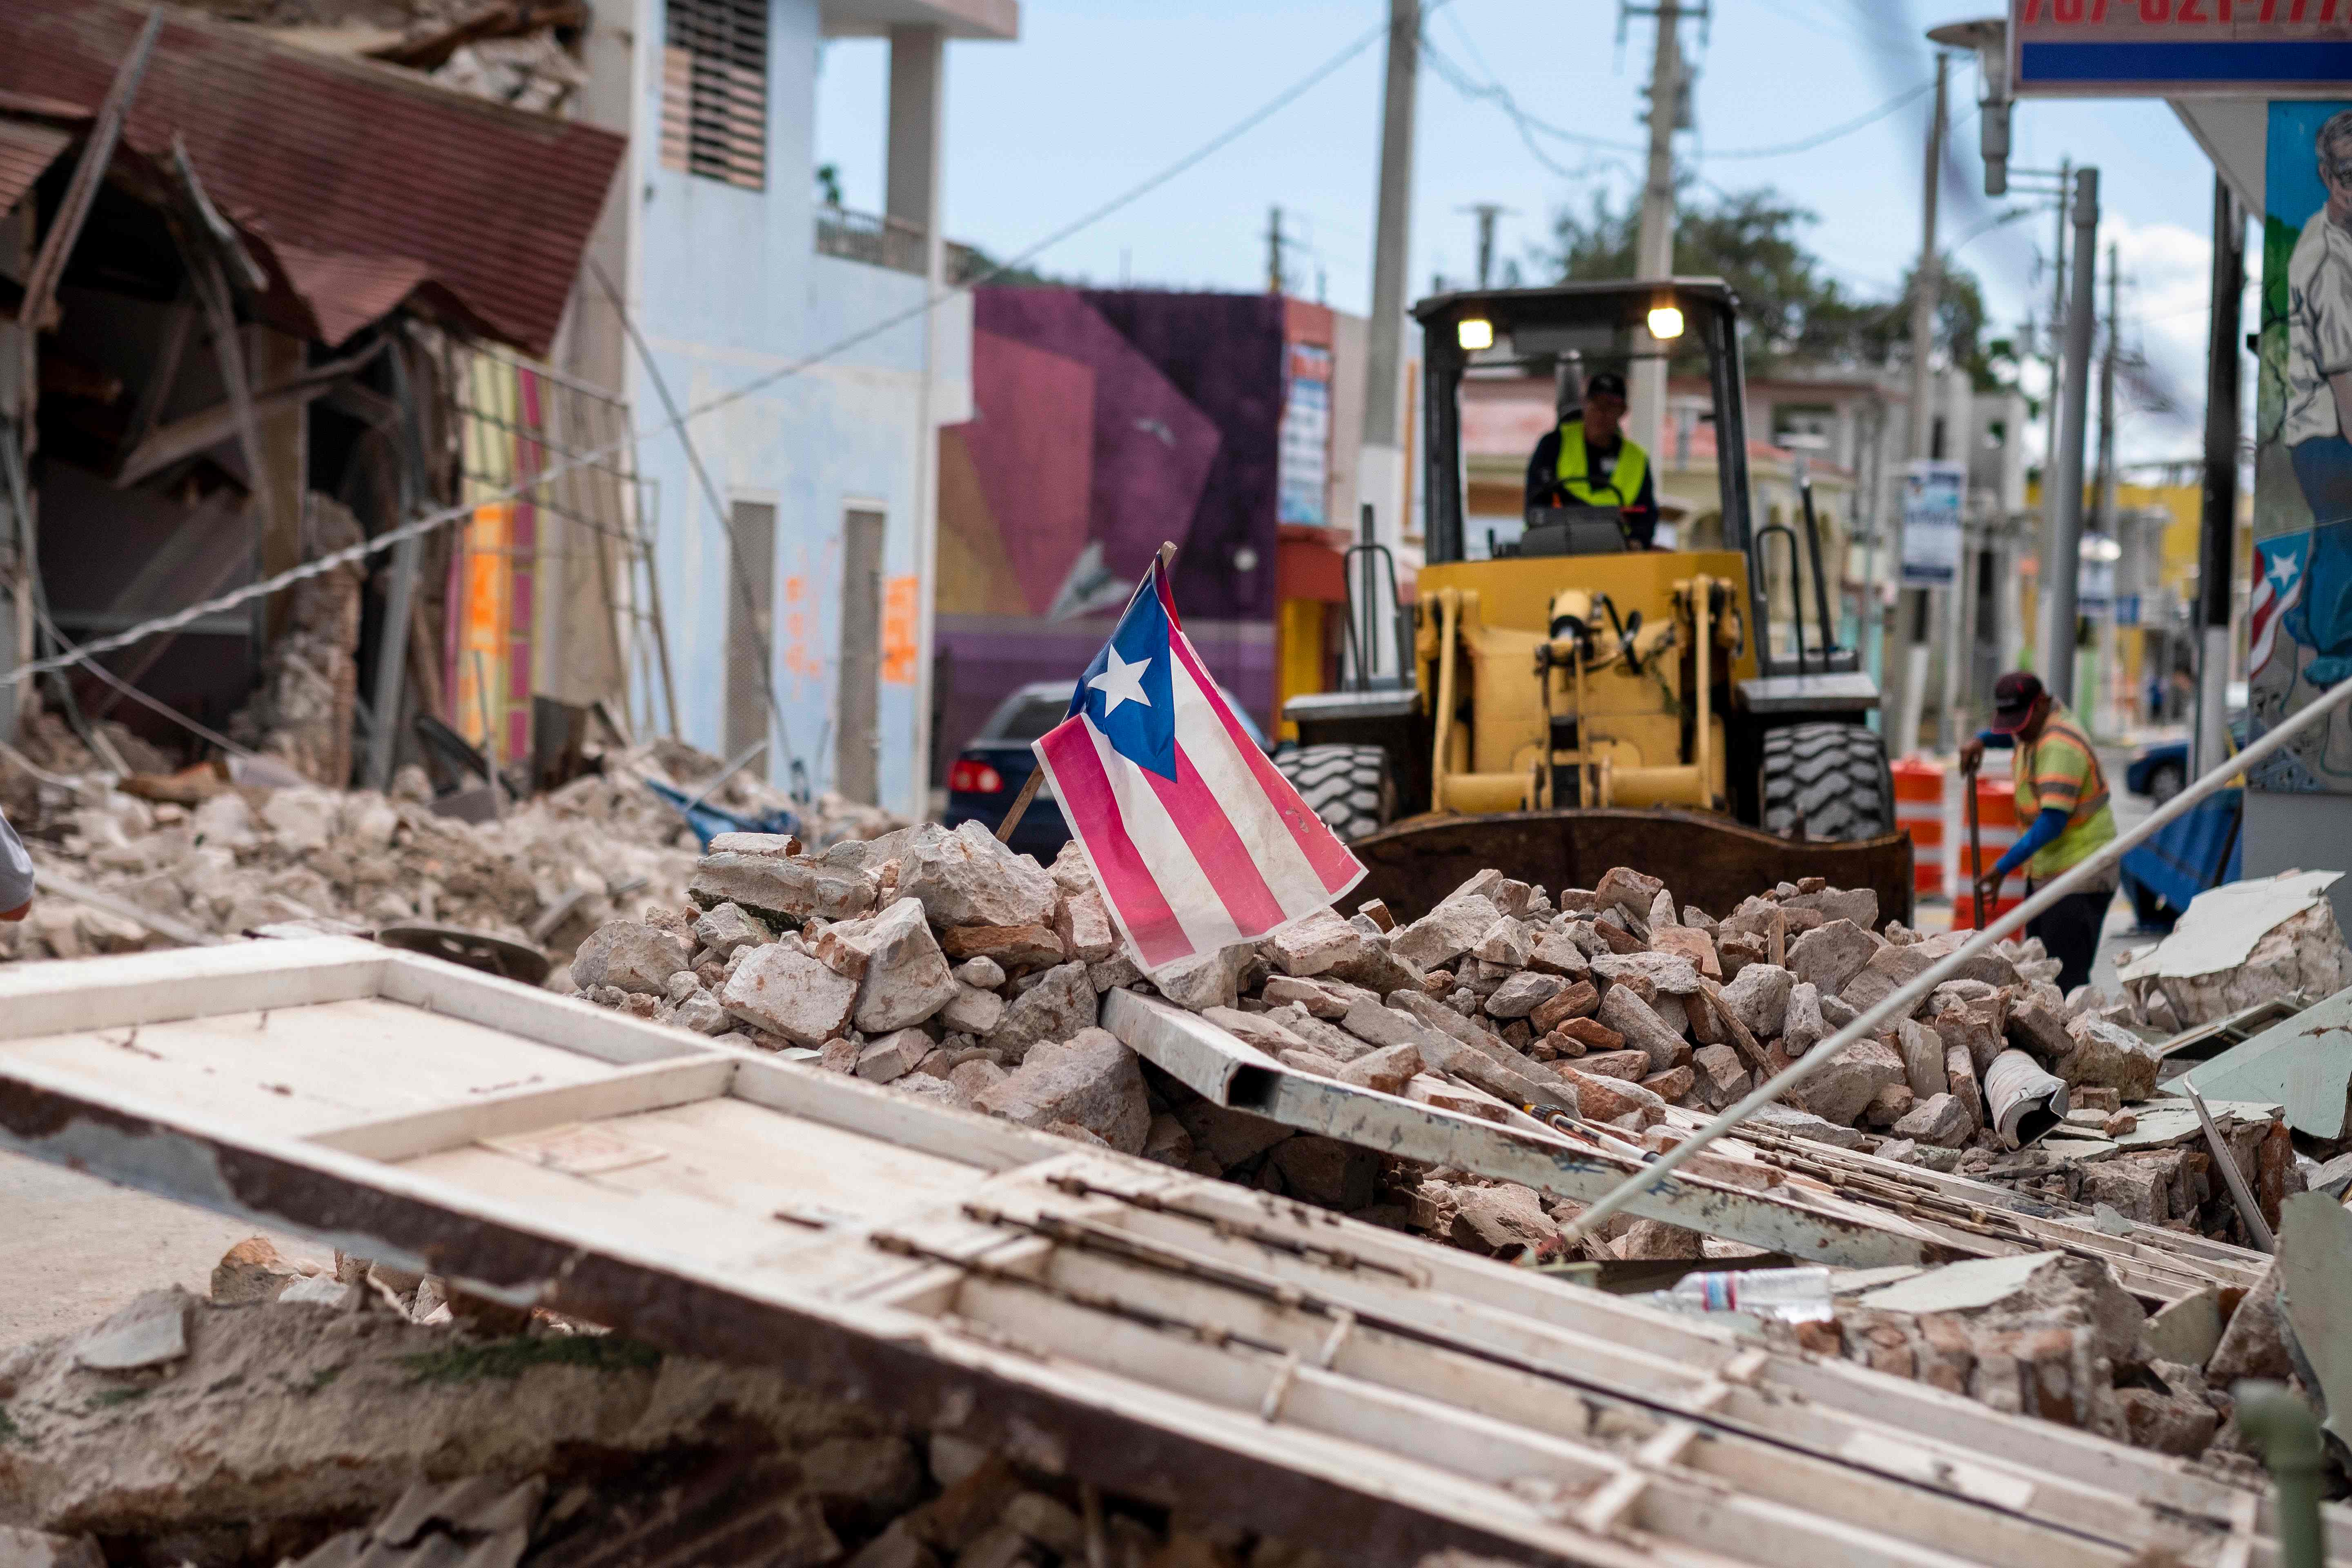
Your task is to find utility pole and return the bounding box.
[1356,0,1419,671]
[1889,52,1947,758]
[2038,156,2071,673]
[1266,205,1287,296]
[2044,167,2100,709]
[1628,0,1684,462]
[2090,241,2121,733]
[1464,202,1509,290]
[2196,177,2244,777]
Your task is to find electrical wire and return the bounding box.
[1701,79,1935,160]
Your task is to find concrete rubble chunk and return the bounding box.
[572,920,694,996]
[1088,953,1144,992]
[1054,887,1118,964]
[1718,963,1794,1037]
[1270,1136,1380,1208]
[2005,996,2073,1060]
[1594,865,1664,920]
[1337,1041,1423,1094]
[73,1289,189,1372]
[1782,982,1830,1054]
[1896,1020,1947,1100]
[1049,840,1098,897]
[2056,1014,2161,1102]
[1690,1045,1751,1108]
[855,1029,933,1085]
[953,956,1006,989]
[1780,886,1879,929]
[1574,1049,1652,1082]
[1531,979,1600,1033]
[1263,973,1376,1019]
[210,1236,305,1305]
[1153,943,1254,1012]
[1340,996,1426,1051]
[1526,927,1591,978]
[1742,1102,1866,1148]
[1561,1067,1664,1127]
[973,1027,1149,1152]
[1864,1083,1917,1128]
[1268,1004,1372,1062]
[1786,920,1878,995]
[940,983,1007,1037]
[1597,985,1689,1074]
[691,851,879,928]
[722,942,860,1047]
[1893,1091,1973,1147]
[1483,970,1567,1019]
[1203,1006,1306,1054]
[1265,907,1372,977]
[949,1058,1009,1101]
[1555,1016,1624,1053]
[1590,951,1702,994]
[1471,917,1535,969]
[899,821,1058,930]
[941,924,1067,970]
[1174,1098,1296,1166]
[690,902,775,960]
[986,962,1098,1059]
[817,897,960,1033]
[1792,1036,1907,1127]
[1448,1183,1563,1258]
[1392,895,1504,970]
[1652,924,1719,978]
[0,1528,105,1568]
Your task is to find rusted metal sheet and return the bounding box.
[0,116,71,227]
[1350,807,1915,925]
[0,939,2330,1568]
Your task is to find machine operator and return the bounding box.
[1524,370,1661,549]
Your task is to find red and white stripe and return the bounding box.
[1034,625,1363,973]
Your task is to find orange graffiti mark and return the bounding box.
[882,575,919,685]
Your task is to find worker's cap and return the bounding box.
[1583,371,1628,402]
[1989,671,2045,734]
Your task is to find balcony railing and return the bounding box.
[815,206,927,275]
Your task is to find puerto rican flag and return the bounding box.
[2250,533,2313,679]
[1033,558,1365,973]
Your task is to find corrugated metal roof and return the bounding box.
[0,0,624,356]
[0,117,71,225]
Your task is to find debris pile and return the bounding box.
[0,1267,1339,1568]
[0,723,898,972]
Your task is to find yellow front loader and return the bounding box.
[1280,280,1913,923]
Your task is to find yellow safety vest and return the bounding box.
[1555,421,1648,509]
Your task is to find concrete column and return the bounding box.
[889,23,945,816]
[1354,0,1417,666]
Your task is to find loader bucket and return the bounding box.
[1348,808,1915,928]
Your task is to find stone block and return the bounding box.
[1893,1091,1973,1147]
[691,853,878,928]
[723,943,859,1046]
[856,1029,932,1084]
[1641,1066,1695,1103]
[940,924,1066,970]
[1598,985,1689,1073]
[953,955,1006,989]
[1782,982,1829,1054]
[1576,1049,1652,1081]
[1561,1068,1667,1127]
[1484,970,1567,1019]
[1594,865,1664,920]
[973,1027,1149,1152]
[1263,974,1375,1018]
[1652,924,1720,978]
[690,902,774,961]
[1555,1015,1623,1052]
[1202,1005,1305,1054]
[1153,943,1253,1012]
[1791,1036,1907,1126]
[1530,979,1600,1032]
[1785,919,1878,996]
[2056,1014,2161,1102]
[985,962,1098,1059]
[1053,888,1118,964]
[572,920,693,996]
[1471,917,1535,969]
[1337,1041,1422,1094]
[1690,1045,1751,1109]
[1591,950,1702,994]
[821,898,960,1033]
[940,983,1007,1036]
[1896,1019,1946,1100]
[899,821,1058,929]
[1392,895,1503,969]
[1719,962,1794,1037]
[1448,1183,1563,1258]
[1263,907,1369,977]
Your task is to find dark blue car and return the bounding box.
[2124,695,2246,806]
[942,679,1272,860]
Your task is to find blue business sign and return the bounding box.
[2011,3,2352,98]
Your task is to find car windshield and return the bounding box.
[987,697,1069,744]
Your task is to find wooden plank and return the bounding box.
[374,952,712,1067]
[0,938,384,1040]
[724,1053,1073,1173]
[308,1056,738,1161]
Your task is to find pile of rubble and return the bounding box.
[0,1257,1336,1568]
[558,826,2348,1463]
[0,714,898,971]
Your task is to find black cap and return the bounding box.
[1584,371,1628,401]
[1990,671,2045,734]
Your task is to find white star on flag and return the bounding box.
[2270,555,2302,593]
[1087,645,1153,716]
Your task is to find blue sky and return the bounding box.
[815,0,2239,464]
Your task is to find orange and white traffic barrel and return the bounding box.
[1891,757,1945,900]
[1951,773,2026,931]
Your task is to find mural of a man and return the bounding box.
[2281,109,2352,686]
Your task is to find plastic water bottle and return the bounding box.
[1653,1267,1835,1323]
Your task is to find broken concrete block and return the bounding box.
[985,962,1098,1059]
[1484,970,1567,1019]
[691,852,878,928]
[690,902,774,961]
[973,1027,1149,1152]
[1782,982,1829,1054]
[1786,919,1878,995]
[1555,1016,1623,1053]
[1743,1102,1865,1148]
[823,898,960,1033]
[1945,1042,1984,1129]
[1893,1091,1973,1147]
[953,955,1005,989]
[572,920,693,996]
[948,1058,1008,1101]
[1598,985,1689,1074]
[1268,1004,1371,1062]
[940,983,1007,1037]
[1263,907,1372,978]
[2056,1014,2161,1102]
[1616,1218,1706,1261]
[1640,1066,1696,1103]
[855,1028,933,1084]
[1054,887,1118,964]
[1895,1020,1946,1100]
[1780,886,1879,931]
[1560,1068,1665,1127]
[1340,996,1427,1051]
[74,1290,188,1372]
[1149,943,1251,1013]
[1690,1045,1751,1108]
[1591,950,1702,994]
[1594,865,1664,920]
[1792,1036,1907,1126]
[722,943,859,1047]
[1471,917,1535,969]
[1336,1041,1422,1094]
[1526,927,1592,978]
[1864,1082,1916,1128]
[1652,924,1719,979]
[900,821,1058,930]
[210,1237,303,1305]
[940,924,1067,970]
[1202,1006,1305,1054]
[1530,979,1600,1033]
[1719,962,1794,1037]
[1262,974,1374,1019]
[1392,895,1503,970]
[1448,1183,1563,1258]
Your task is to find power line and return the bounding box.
[1701,79,1933,159]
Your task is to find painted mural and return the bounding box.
[2251,100,2352,793]
[933,290,1313,766]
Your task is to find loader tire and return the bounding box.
[1275,744,1394,842]
[1759,722,1894,842]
